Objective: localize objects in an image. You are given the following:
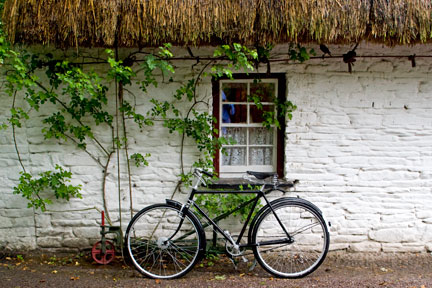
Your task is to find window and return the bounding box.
[213,74,286,178]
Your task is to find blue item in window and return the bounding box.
[222,91,235,123]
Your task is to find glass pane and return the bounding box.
[222,148,246,166]
[249,127,273,145]
[222,127,247,145]
[250,82,276,102]
[250,105,275,123]
[249,147,273,165]
[222,83,247,102]
[222,104,247,123]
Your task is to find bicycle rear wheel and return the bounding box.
[252,200,329,278]
[125,203,204,279]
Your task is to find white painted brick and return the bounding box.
[369,228,418,243]
[382,243,425,253]
[349,242,382,252]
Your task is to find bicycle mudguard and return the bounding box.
[247,197,324,243]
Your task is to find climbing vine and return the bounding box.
[0,33,306,222]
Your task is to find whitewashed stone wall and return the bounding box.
[1,44,432,252]
[279,43,432,253]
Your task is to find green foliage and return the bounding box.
[120,101,153,128]
[248,80,297,130]
[195,193,261,221]
[13,165,82,212]
[138,45,175,92]
[8,107,30,128]
[130,153,151,167]
[289,44,316,63]
[211,43,258,78]
[106,50,136,85]
[256,44,274,63]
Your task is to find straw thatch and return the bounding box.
[2,0,432,48]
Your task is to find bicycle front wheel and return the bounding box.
[125,203,204,279]
[252,200,329,278]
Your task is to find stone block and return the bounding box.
[349,242,382,252]
[73,227,99,239]
[11,216,35,228]
[382,243,425,253]
[37,236,63,248]
[63,237,89,248]
[369,228,418,243]
[0,217,13,228]
[328,243,349,251]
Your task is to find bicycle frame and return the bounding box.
[125,169,329,279]
[177,175,294,249]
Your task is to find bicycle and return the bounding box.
[124,169,330,279]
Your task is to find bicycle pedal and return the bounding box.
[248,260,257,272]
[241,256,248,263]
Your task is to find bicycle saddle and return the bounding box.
[246,171,277,180]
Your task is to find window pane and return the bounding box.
[222,104,247,123]
[249,127,273,145]
[250,105,275,123]
[250,83,276,102]
[222,127,247,145]
[249,147,273,165]
[222,148,246,166]
[222,83,247,102]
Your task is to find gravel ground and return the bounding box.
[1,251,431,288]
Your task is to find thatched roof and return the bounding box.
[3,0,432,48]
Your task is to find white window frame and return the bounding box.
[219,79,278,178]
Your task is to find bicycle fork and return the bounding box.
[166,199,193,242]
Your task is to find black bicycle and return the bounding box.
[125,169,330,279]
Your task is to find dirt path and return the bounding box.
[1,251,431,288]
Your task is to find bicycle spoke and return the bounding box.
[165,249,188,269]
[290,222,320,237]
[170,242,197,259]
[137,247,158,266]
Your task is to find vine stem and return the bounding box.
[11,90,41,247]
[63,134,104,168]
[102,151,114,226]
[118,81,134,219]
[44,206,102,213]
[114,45,122,231]
[41,206,111,230]
[179,60,214,175]
[165,60,215,198]
[10,90,44,204]
[11,90,26,173]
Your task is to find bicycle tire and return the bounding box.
[125,203,205,279]
[251,200,329,278]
